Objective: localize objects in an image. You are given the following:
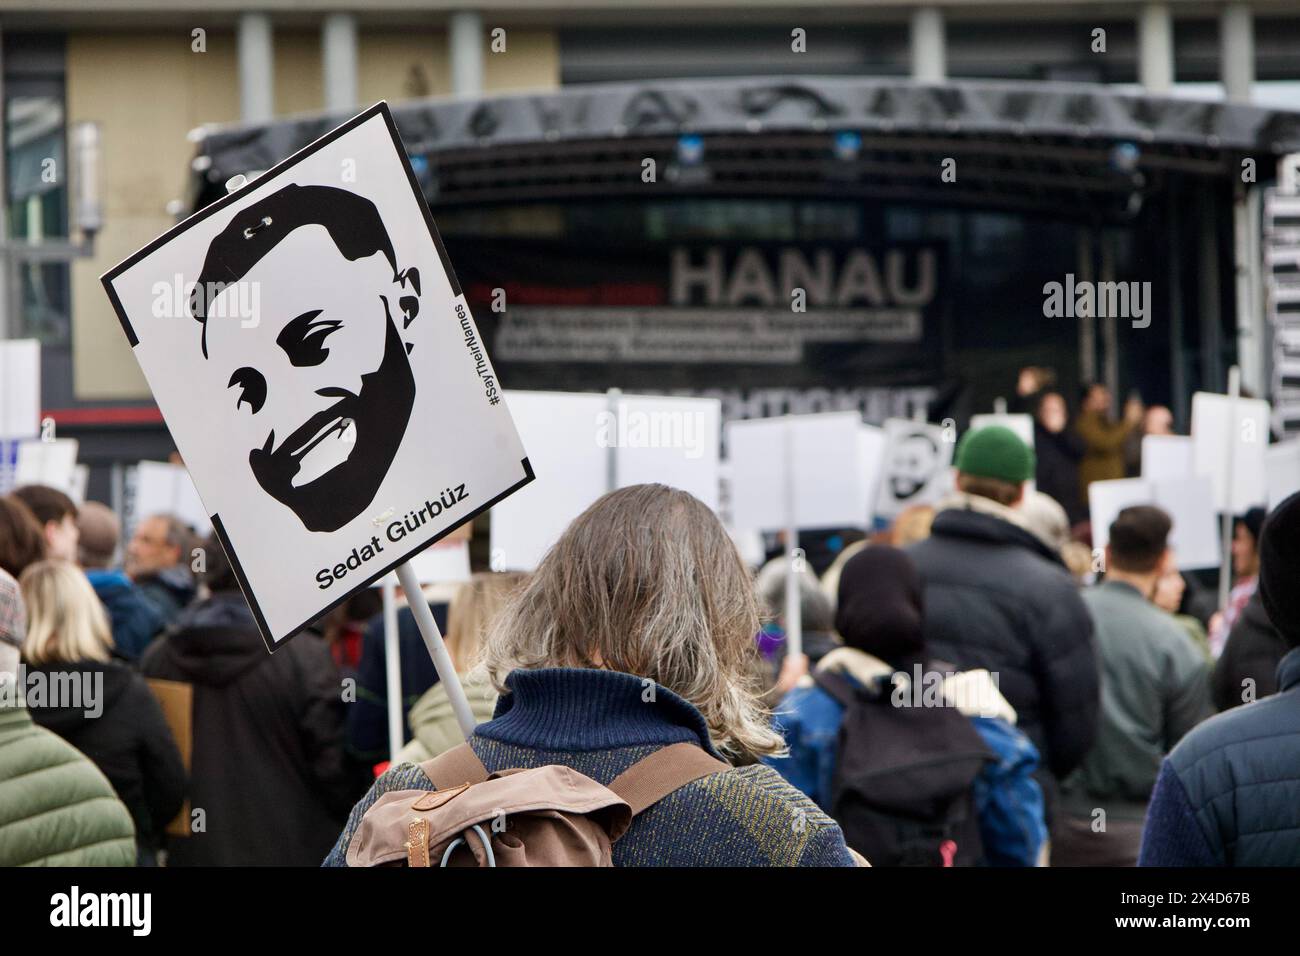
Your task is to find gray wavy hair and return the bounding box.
[481,483,783,761]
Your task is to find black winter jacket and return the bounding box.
[906,504,1099,779]
[28,659,186,857]
[1212,592,1288,711]
[141,592,354,866]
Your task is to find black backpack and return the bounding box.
[814,669,995,866]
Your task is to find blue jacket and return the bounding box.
[767,648,1045,866]
[86,569,166,662]
[326,668,856,867]
[1139,647,1300,866]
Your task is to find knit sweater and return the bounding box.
[325,668,856,867]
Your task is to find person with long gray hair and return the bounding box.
[326,483,858,866]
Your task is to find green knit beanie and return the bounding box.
[954,425,1035,484]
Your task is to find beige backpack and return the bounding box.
[345,741,730,867]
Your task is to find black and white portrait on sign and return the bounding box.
[102,104,533,650]
[875,418,954,519]
[193,184,421,532]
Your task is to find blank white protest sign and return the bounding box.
[1089,476,1221,570]
[489,391,609,572]
[488,391,722,572]
[1190,392,1271,513]
[726,412,874,533]
[1141,434,1194,483]
[0,339,40,439]
[613,394,720,511]
[133,461,211,536]
[1266,441,1300,508]
[14,439,79,494]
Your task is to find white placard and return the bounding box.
[133,460,212,537]
[612,394,721,511]
[70,464,89,505]
[376,540,470,587]
[0,339,40,439]
[489,390,723,572]
[489,391,609,573]
[14,438,79,494]
[860,423,887,528]
[1190,391,1271,512]
[1265,440,1300,509]
[969,413,1035,449]
[101,104,532,649]
[1140,434,1194,483]
[875,418,954,519]
[726,412,871,532]
[1089,476,1221,570]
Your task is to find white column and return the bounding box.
[449,10,484,97]
[1221,3,1254,103]
[910,7,946,83]
[322,13,359,113]
[238,12,275,123]
[1137,3,1174,94]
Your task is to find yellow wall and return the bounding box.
[66,31,240,400]
[65,25,559,402]
[359,32,452,104]
[485,29,560,93]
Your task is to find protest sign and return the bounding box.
[488,391,610,573]
[101,103,532,652]
[0,339,40,439]
[875,418,954,519]
[726,412,875,533]
[489,390,722,572]
[1140,434,1194,484]
[132,461,211,537]
[1266,440,1300,508]
[14,438,79,496]
[1190,391,1271,513]
[969,412,1034,449]
[1089,476,1220,570]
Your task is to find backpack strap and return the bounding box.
[606,742,731,816]
[419,742,491,791]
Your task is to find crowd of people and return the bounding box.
[1,401,1298,867]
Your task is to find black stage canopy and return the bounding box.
[188,76,1300,222]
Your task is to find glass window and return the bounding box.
[4,36,70,345]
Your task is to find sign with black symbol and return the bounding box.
[875,418,954,519]
[101,103,533,651]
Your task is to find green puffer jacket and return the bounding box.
[0,702,136,866]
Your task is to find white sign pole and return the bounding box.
[782,419,803,660]
[1218,366,1241,612]
[380,577,403,759]
[396,560,476,739]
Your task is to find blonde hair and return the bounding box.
[445,571,528,674]
[19,559,114,665]
[481,483,782,761]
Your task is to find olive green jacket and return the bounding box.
[0,701,136,866]
[392,672,499,765]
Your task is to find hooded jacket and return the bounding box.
[135,565,196,626]
[27,658,185,859]
[906,494,1099,781]
[86,569,166,661]
[140,592,353,865]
